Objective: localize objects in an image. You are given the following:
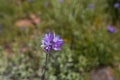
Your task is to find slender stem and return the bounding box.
[42,53,48,80]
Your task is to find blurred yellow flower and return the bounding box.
[64,38,69,42]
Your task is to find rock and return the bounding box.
[15,19,34,28]
[29,14,41,25]
[15,14,40,29]
[90,66,115,80]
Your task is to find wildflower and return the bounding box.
[27,0,34,3]
[44,2,49,7]
[58,0,63,3]
[41,32,54,52]
[107,25,116,33]
[64,38,69,43]
[41,32,63,53]
[20,26,25,31]
[114,3,119,8]
[87,4,95,9]
[52,34,63,50]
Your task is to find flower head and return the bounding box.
[44,2,49,7]
[41,32,63,53]
[87,4,95,9]
[58,0,63,3]
[107,25,116,33]
[52,34,64,50]
[114,3,119,8]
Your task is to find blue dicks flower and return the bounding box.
[41,32,63,53]
[107,25,116,33]
[41,32,54,52]
[44,2,49,7]
[87,4,95,9]
[114,3,119,8]
[58,0,63,3]
[27,0,34,3]
[52,34,63,50]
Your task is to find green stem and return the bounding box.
[42,53,48,80]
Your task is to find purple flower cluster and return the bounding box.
[107,25,116,33]
[58,0,63,3]
[27,0,34,3]
[44,2,49,7]
[87,4,95,9]
[114,3,119,8]
[41,32,64,53]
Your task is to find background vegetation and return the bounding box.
[0,0,120,80]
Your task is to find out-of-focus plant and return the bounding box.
[106,0,120,24]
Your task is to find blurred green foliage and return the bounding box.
[106,0,120,24]
[0,0,120,80]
